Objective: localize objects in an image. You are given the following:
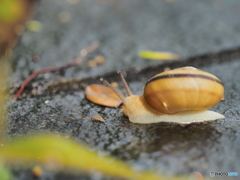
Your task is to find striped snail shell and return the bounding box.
[143,66,224,114]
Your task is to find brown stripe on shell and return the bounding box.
[145,89,222,99]
[145,74,223,86]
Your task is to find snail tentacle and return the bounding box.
[100,78,126,103]
[117,70,133,96]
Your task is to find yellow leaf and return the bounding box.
[0,134,187,180]
[0,0,23,23]
[138,51,179,60]
[26,20,42,32]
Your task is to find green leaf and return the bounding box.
[0,0,23,22]
[0,134,187,180]
[138,50,179,60]
[0,162,12,180]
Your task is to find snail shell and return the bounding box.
[144,67,224,114]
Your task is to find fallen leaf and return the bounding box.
[95,55,105,65]
[110,82,119,87]
[91,114,105,122]
[0,134,187,180]
[32,165,43,178]
[26,20,42,32]
[138,50,179,60]
[85,84,122,107]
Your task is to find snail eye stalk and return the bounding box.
[117,70,132,96]
[100,78,126,103]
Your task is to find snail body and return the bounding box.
[101,66,225,124]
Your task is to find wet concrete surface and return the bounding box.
[9,0,240,179]
[9,52,240,180]
[12,0,240,81]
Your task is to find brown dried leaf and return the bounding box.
[91,115,105,122]
[85,84,122,107]
[95,55,105,65]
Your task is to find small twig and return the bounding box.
[13,41,99,100]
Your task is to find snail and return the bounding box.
[100,66,225,124]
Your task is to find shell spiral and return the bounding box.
[143,66,224,114]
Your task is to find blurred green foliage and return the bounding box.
[0,134,191,180]
[0,0,23,23]
[0,162,12,180]
[0,58,11,143]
